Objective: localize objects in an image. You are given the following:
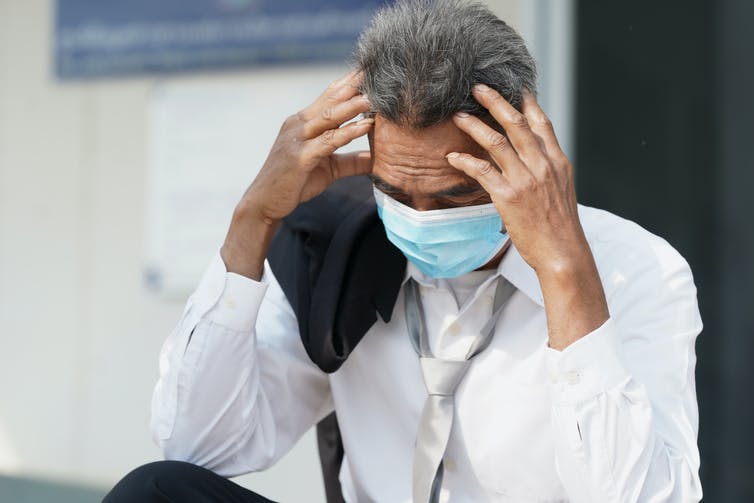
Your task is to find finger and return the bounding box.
[520,92,573,183]
[300,70,364,121]
[324,69,363,100]
[330,150,373,179]
[301,94,371,139]
[303,117,374,159]
[445,151,511,200]
[521,92,563,158]
[472,84,543,160]
[451,111,529,178]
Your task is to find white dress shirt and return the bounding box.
[151,204,703,502]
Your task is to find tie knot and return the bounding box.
[419,357,472,396]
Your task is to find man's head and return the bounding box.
[355,0,536,128]
[354,0,537,211]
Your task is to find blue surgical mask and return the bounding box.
[374,187,509,278]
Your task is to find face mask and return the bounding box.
[374,187,509,278]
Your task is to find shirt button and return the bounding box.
[565,370,581,385]
[225,298,236,308]
[447,323,461,336]
[444,458,457,471]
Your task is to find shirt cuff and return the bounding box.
[545,318,631,405]
[192,251,269,333]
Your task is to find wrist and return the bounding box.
[535,247,610,351]
[221,202,280,281]
[534,246,595,285]
[233,196,280,227]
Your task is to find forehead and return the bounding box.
[370,115,487,193]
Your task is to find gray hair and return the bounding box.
[354,0,537,129]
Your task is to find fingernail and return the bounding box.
[356,118,375,125]
[455,111,469,118]
[474,83,491,92]
[446,152,460,159]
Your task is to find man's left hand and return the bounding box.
[447,84,609,350]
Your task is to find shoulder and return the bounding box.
[577,205,701,332]
[578,204,692,281]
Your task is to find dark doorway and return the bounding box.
[575,0,754,500]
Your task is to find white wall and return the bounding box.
[0,0,552,500]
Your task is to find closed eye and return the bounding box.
[368,173,408,197]
[369,173,490,208]
[437,194,491,208]
[367,175,413,206]
[431,183,485,199]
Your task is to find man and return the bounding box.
[105,0,702,501]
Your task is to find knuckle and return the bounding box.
[558,160,574,179]
[506,187,525,204]
[486,131,509,150]
[298,122,313,139]
[319,128,336,146]
[474,159,495,176]
[533,113,553,130]
[510,112,530,130]
[536,162,554,180]
[499,185,517,202]
[321,106,334,121]
[282,113,301,130]
[522,175,538,193]
[540,158,554,171]
[300,118,316,137]
[509,173,536,197]
[557,153,572,169]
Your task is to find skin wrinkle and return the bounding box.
[219,0,608,355]
[369,112,507,270]
[368,173,484,200]
[370,114,493,211]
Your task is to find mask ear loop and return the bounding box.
[373,187,500,223]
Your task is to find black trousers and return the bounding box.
[103,461,277,503]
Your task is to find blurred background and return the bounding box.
[0,0,751,501]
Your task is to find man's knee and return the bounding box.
[103,460,205,502]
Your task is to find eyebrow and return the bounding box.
[368,173,484,199]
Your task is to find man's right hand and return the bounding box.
[221,71,374,280]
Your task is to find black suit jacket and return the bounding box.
[267,175,406,503]
[267,174,406,373]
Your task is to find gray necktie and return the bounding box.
[405,277,517,503]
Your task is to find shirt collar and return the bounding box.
[496,243,544,307]
[401,243,544,308]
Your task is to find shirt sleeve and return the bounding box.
[150,251,334,477]
[546,250,703,502]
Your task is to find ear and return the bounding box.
[367,127,375,154]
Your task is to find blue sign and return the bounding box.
[55,0,389,79]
